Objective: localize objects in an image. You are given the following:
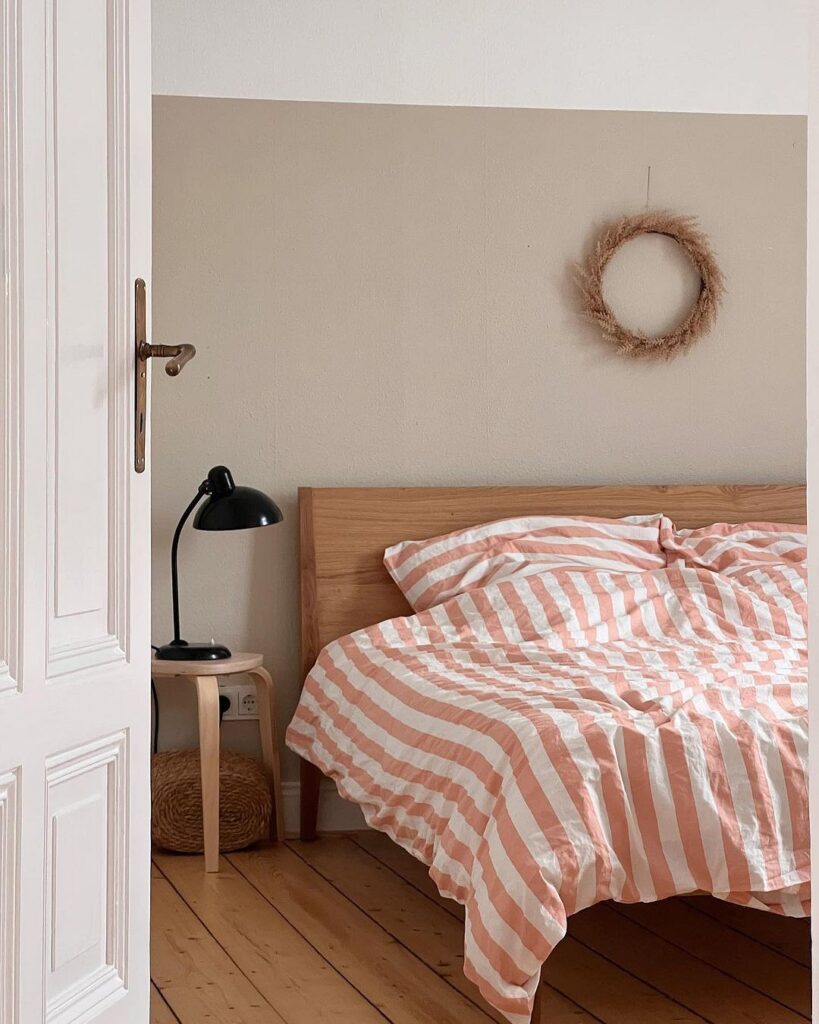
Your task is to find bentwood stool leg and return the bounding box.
[248,666,285,841]
[194,675,221,872]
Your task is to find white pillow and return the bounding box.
[384,513,666,612]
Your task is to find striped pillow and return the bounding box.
[661,519,807,574]
[384,513,666,611]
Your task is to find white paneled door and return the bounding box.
[1,0,151,1022]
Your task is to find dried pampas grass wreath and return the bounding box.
[576,211,725,360]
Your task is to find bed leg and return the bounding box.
[532,972,544,1023]
[300,758,322,840]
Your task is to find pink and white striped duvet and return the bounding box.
[286,516,808,1024]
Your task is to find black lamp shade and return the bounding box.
[193,468,283,531]
[153,464,282,662]
[194,486,283,531]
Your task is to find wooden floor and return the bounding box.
[151,832,811,1024]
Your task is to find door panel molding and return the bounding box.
[0,768,19,1024]
[1,0,22,697]
[44,0,130,679]
[45,732,127,1024]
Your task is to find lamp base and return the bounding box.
[154,641,232,661]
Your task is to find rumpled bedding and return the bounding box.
[286,517,808,1024]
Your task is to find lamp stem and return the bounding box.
[170,483,209,644]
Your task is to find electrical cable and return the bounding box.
[150,644,160,755]
[150,678,159,755]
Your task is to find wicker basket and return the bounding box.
[151,748,272,854]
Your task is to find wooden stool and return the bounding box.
[151,652,284,871]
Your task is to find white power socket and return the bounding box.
[238,685,258,718]
[218,682,258,721]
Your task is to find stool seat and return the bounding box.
[151,652,263,676]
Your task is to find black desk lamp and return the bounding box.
[155,465,283,661]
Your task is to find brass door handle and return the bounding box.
[134,278,196,472]
[138,341,197,377]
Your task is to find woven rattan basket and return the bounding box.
[152,748,272,854]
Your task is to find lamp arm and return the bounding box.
[170,481,210,644]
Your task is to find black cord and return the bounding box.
[150,678,159,755]
[150,644,160,755]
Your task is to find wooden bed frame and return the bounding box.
[297,483,805,1022]
[298,482,806,839]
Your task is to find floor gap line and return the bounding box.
[285,839,498,1022]
[224,849,395,1024]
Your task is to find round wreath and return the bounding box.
[577,211,725,359]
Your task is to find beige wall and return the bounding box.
[151,98,806,773]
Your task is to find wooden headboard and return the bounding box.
[298,484,807,676]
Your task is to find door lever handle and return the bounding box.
[138,341,197,377]
[134,278,196,472]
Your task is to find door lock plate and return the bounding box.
[134,279,196,473]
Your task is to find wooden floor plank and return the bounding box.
[227,843,498,1024]
[351,831,455,913]
[151,983,179,1024]
[353,833,707,1024]
[292,837,597,1024]
[613,899,810,1016]
[152,837,811,1024]
[683,896,811,967]
[154,851,389,1024]
[541,939,702,1024]
[151,874,287,1024]
[569,902,807,1024]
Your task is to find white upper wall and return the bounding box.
[152,0,809,113]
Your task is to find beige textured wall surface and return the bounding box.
[151,98,806,771]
